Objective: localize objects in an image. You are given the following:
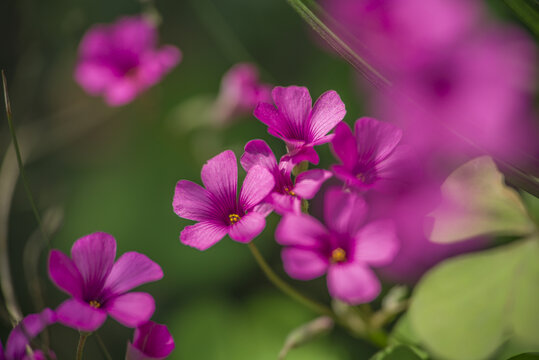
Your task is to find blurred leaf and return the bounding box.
[389,314,420,348]
[369,345,425,360]
[166,95,217,132]
[506,354,539,360]
[429,156,534,243]
[503,0,539,37]
[279,316,334,360]
[409,238,539,360]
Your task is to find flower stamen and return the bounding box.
[284,187,296,196]
[331,248,347,263]
[228,213,241,224]
[89,300,101,309]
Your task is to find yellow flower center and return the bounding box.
[228,213,241,224]
[356,173,367,182]
[89,300,101,309]
[331,248,347,263]
[284,187,296,196]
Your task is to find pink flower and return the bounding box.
[1,309,56,360]
[276,188,399,304]
[126,321,175,360]
[74,16,181,106]
[331,117,415,192]
[213,63,272,124]
[241,139,332,215]
[48,232,163,332]
[254,86,346,165]
[173,150,275,250]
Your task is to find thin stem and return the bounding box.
[76,333,89,360]
[94,332,113,360]
[248,242,334,318]
[1,70,50,249]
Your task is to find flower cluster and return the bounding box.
[173,85,404,304]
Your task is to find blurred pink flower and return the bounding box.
[213,63,271,124]
[173,150,274,250]
[126,321,175,360]
[74,16,181,106]
[276,188,398,304]
[322,0,482,72]
[241,139,331,215]
[1,309,56,360]
[254,86,346,165]
[48,232,163,332]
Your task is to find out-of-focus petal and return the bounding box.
[281,247,329,280]
[355,117,402,165]
[5,309,56,360]
[56,298,107,332]
[239,166,275,210]
[173,180,216,221]
[71,232,116,299]
[128,321,175,360]
[293,169,332,199]
[48,250,83,299]
[200,150,238,211]
[324,188,367,236]
[327,263,380,304]
[275,214,328,248]
[308,90,346,141]
[103,252,163,296]
[240,139,278,173]
[228,212,266,243]
[103,79,139,106]
[269,192,301,215]
[354,220,399,266]
[106,292,155,328]
[331,122,358,169]
[74,62,118,95]
[180,221,227,251]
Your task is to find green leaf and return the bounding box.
[409,238,539,360]
[506,354,539,360]
[428,156,535,243]
[370,345,425,360]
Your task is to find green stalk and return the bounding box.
[76,333,89,360]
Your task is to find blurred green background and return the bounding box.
[0,0,532,359]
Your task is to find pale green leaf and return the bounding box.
[369,345,425,360]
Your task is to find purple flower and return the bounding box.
[275,188,399,304]
[173,150,275,250]
[213,63,271,124]
[126,321,175,360]
[241,139,332,215]
[74,16,181,106]
[1,309,56,360]
[331,117,413,192]
[48,232,163,332]
[254,86,346,165]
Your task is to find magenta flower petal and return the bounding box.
[180,221,228,250]
[253,103,284,132]
[71,232,116,299]
[354,220,399,266]
[200,150,237,208]
[309,90,346,140]
[104,80,139,106]
[48,250,83,299]
[56,298,107,332]
[332,122,358,169]
[106,292,155,328]
[74,62,117,95]
[5,309,56,360]
[127,321,175,360]
[240,139,278,172]
[103,252,163,295]
[173,180,216,221]
[270,192,301,215]
[228,212,266,243]
[275,214,328,248]
[239,166,275,210]
[272,86,312,136]
[282,247,329,280]
[324,188,367,236]
[355,117,402,164]
[281,145,320,165]
[293,169,332,199]
[327,263,380,304]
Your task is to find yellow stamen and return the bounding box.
[284,187,296,196]
[356,173,367,182]
[228,213,241,224]
[331,248,347,263]
[89,300,101,309]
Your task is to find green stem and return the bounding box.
[248,242,334,318]
[76,333,89,360]
[1,70,50,249]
